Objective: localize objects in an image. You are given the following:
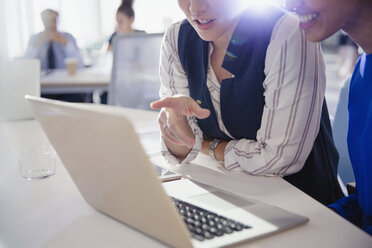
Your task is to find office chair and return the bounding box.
[332,78,355,195]
[108,33,163,110]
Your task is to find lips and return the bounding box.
[297,12,320,30]
[193,18,216,30]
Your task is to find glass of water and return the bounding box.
[18,145,56,180]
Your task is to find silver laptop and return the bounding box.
[26,96,308,248]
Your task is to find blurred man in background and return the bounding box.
[24,9,83,70]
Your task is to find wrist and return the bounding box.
[209,139,221,162]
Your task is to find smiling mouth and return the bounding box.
[298,13,319,24]
[195,19,215,25]
[192,18,216,30]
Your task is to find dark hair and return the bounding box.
[117,0,134,18]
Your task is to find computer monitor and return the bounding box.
[108,33,163,110]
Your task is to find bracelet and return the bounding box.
[209,139,221,161]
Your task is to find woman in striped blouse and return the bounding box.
[151,0,344,205]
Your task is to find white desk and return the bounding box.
[40,68,110,94]
[0,108,371,248]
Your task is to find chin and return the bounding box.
[304,33,323,43]
[304,29,334,43]
[195,31,214,42]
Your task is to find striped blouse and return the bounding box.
[158,12,326,177]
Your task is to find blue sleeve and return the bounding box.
[329,193,372,235]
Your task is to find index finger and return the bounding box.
[150,98,173,110]
[151,97,210,119]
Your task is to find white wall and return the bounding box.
[134,0,184,33]
[0,0,9,66]
[1,0,285,60]
[1,0,185,60]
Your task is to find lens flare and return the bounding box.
[238,0,285,11]
[225,50,238,59]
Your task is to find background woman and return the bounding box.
[107,0,144,51]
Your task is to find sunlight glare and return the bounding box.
[238,0,285,11]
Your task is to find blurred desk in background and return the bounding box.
[40,68,110,95]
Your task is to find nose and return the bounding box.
[189,0,208,16]
[285,0,303,11]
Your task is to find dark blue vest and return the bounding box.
[177,7,344,205]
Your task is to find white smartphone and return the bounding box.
[153,164,182,182]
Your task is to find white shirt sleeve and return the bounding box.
[224,13,326,176]
[158,22,204,164]
[24,34,40,58]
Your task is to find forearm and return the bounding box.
[55,35,67,46]
[209,14,325,176]
[225,19,325,176]
[164,138,192,160]
[51,32,68,46]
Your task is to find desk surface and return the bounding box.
[40,68,110,94]
[0,107,371,248]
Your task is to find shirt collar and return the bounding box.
[221,10,259,76]
[221,7,284,76]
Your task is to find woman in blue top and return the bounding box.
[286,0,372,235]
[151,0,344,205]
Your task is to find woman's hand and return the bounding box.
[151,96,210,157]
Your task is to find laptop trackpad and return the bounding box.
[190,191,255,211]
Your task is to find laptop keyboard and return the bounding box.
[172,197,251,241]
